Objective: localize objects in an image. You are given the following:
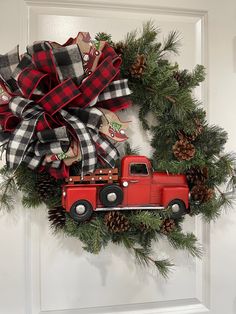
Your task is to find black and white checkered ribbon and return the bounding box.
[23,126,70,170]
[53,45,84,85]
[6,97,43,168]
[6,96,118,174]
[97,79,131,102]
[0,46,20,93]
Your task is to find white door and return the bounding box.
[0,0,236,314]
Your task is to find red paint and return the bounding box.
[62,155,189,214]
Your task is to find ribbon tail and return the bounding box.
[90,131,119,168]
[60,109,97,175]
[6,118,39,169]
[6,97,44,169]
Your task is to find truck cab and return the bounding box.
[120,155,188,209]
[120,156,153,206]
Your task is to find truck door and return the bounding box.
[125,162,151,206]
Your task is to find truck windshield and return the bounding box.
[130,163,148,175]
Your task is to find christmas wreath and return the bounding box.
[0,22,235,278]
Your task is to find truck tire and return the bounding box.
[168,199,186,219]
[99,184,123,207]
[70,200,93,222]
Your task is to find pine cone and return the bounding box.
[173,138,195,161]
[186,119,204,141]
[191,184,214,203]
[104,211,130,233]
[173,70,189,87]
[130,54,146,78]
[113,41,127,56]
[139,222,148,232]
[48,207,66,229]
[186,166,208,186]
[194,118,204,137]
[36,172,57,200]
[161,219,176,234]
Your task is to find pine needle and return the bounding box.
[160,30,181,55]
[154,259,174,279]
[133,246,152,266]
[129,211,162,230]
[133,246,173,278]
[167,230,203,258]
[0,169,17,211]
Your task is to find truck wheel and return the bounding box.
[70,200,93,222]
[99,184,123,207]
[168,199,186,219]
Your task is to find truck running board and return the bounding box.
[96,206,165,211]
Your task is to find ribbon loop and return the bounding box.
[37,126,69,143]
[9,96,34,118]
[52,45,84,84]
[18,69,50,99]
[27,41,52,56]
[38,78,81,115]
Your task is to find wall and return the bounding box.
[0,1,235,314]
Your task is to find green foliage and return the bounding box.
[64,215,111,254]
[174,65,206,90]
[196,125,228,158]
[129,211,162,230]
[95,32,113,45]
[167,229,203,258]
[0,166,17,211]
[14,165,43,208]
[133,247,173,278]
[154,259,174,278]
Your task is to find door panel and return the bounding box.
[0,1,236,314]
[126,178,151,206]
[27,7,207,314]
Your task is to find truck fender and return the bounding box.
[162,186,189,209]
[64,186,97,212]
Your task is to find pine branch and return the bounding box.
[112,231,173,278]
[208,153,236,186]
[64,216,110,254]
[196,125,228,158]
[138,21,159,53]
[160,30,181,55]
[0,167,17,211]
[196,192,235,222]
[154,259,174,278]
[133,247,173,278]
[22,194,43,208]
[167,229,203,258]
[129,211,162,230]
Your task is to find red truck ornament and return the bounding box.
[62,156,189,222]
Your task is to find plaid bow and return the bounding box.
[0,36,132,178]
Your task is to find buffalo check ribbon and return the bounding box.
[0,35,131,178]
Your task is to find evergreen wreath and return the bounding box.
[0,22,235,278]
